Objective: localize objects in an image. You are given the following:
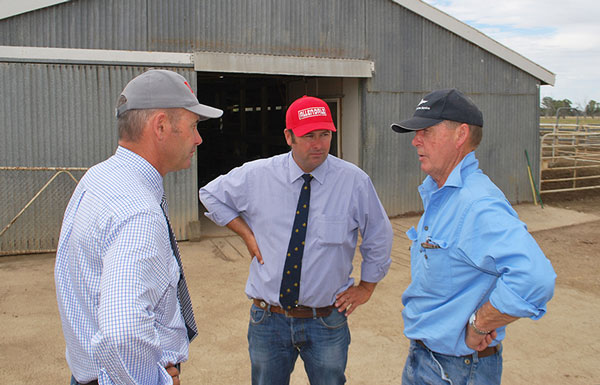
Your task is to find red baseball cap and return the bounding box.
[285,96,337,137]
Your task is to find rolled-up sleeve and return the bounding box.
[356,177,394,282]
[460,199,556,319]
[199,167,250,226]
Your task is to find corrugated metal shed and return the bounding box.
[362,3,542,213]
[1,0,552,250]
[0,63,198,251]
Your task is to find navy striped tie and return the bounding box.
[279,174,313,310]
[161,196,198,342]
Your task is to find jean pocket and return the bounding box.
[318,308,348,329]
[249,304,267,325]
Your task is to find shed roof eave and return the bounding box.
[0,46,195,67]
[0,0,71,20]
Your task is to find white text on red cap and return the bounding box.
[298,107,327,120]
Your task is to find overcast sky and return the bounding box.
[424,0,600,108]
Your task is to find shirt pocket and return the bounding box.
[418,238,452,296]
[315,217,347,245]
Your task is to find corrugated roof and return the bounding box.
[1,0,554,86]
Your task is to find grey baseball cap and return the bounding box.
[115,69,223,120]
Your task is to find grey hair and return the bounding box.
[116,95,180,141]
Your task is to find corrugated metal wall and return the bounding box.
[0,63,199,251]
[0,0,368,58]
[362,3,541,214]
[1,0,543,231]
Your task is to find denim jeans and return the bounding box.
[70,376,96,385]
[402,340,502,385]
[248,303,350,385]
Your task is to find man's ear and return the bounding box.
[150,111,169,141]
[455,123,469,148]
[284,129,293,146]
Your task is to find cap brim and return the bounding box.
[186,104,224,121]
[391,117,443,133]
[291,122,337,137]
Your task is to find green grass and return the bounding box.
[540,116,600,125]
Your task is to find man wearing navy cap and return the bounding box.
[200,95,393,385]
[391,89,556,384]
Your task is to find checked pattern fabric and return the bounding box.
[279,174,313,310]
[160,196,198,342]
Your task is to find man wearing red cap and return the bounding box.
[200,95,393,385]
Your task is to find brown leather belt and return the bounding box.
[415,340,500,359]
[253,299,335,318]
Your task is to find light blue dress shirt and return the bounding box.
[55,146,188,384]
[200,152,393,308]
[402,152,556,356]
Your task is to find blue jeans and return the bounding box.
[247,303,350,385]
[402,340,502,385]
[70,376,96,385]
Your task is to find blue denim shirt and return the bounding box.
[200,152,393,308]
[401,152,556,356]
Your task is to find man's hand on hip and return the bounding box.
[335,281,377,317]
[465,325,497,351]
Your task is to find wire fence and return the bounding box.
[0,167,87,256]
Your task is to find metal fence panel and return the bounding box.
[1,63,199,254]
[0,167,86,255]
[540,128,600,194]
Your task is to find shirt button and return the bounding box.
[424,226,429,231]
[424,254,428,259]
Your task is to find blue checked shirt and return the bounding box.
[200,152,394,308]
[55,146,189,384]
[402,152,556,356]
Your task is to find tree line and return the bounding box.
[541,97,600,118]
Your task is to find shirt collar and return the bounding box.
[286,151,328,185]
[420,151,479,194]
[444,151,478,188]
[115,146,165,202]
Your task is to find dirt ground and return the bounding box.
[1,191,599,384]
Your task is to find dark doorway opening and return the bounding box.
[195,74,339,192]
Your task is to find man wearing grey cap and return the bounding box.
[55,69,222,385]
[391,89,556,384]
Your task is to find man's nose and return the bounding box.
[412,131,422,147]
[194,129,203,146]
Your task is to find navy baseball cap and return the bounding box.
[391,88,483,133]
